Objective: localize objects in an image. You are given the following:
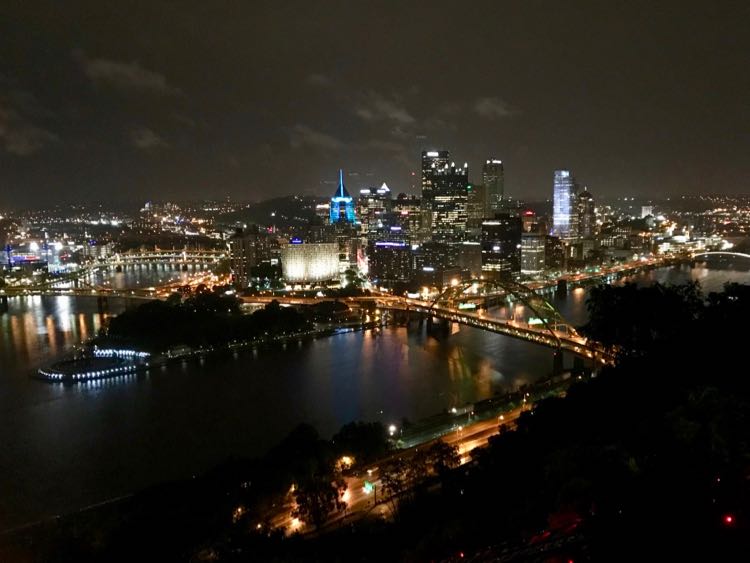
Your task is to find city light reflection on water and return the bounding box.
[0,265,748,531]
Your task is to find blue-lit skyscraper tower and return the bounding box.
[329,169,356,224]
[552,169,578,241]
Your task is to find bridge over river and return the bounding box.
[243,278,616,365]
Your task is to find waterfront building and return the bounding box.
[458,241,482,278]
[367,240,412,286]
[545,235,565,271]
[481,214,521,279]
[414,241,461,287]
[229,226,272,288]
[280,240,339,284]
[521,232,546,276]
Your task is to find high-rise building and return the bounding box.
[577,188,595,238]
[357,183,392,233]
[641,205,653,219]
[521,233,545,276]
[431,162,469,242]
[521,210,539,233]
[552,169,578,241]
[329,169,356,225]
[481,214,521,279]
[458,241,482,278]
[420,150,451,239]
[482,159,504,214]
[315,203,330,222]
[229,226,272,288]
[414,241,461,288]
[544,235,565,271]
[392,193,421,242]
[466,182,487,237]
[367,241,412,286]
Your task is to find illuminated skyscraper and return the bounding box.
[420,150,450,239]
[521,232,545,276]
[431,162,469,242]
[481,214,521,279]
[482,159,504,214]
[552,169,578,241]
[466,182,487,233]
[229,226,272,288]
[577,188,595,237]
[329,169,356,224]
[358,182,391,233]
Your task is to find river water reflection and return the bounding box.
[0,264,748,530]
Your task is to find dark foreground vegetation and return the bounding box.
[3,282,749,562]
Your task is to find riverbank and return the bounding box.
[3,264,747,535]
[34,316,386,384]
[1,363,586,553]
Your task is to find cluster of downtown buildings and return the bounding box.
[230,150,602,291]
[1,162,744,291]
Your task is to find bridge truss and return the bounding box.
[429,278,580,348]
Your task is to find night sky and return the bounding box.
[1,1,748,206]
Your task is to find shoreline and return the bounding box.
[33,318,385,383]
[3,363,583,539]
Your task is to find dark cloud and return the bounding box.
[129,127,169,150]
[289,124,344,151]
[0,1,748,204]
[354,92,415,125]
[0,96,57,156]
[474,97,518,119]
[307,73,332,87]
[74,50,181,96]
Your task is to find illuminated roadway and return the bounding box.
[268,405,531,535]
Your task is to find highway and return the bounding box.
[266,405,530,535]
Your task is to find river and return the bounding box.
[0,263,748,531]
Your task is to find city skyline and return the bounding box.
[2,3,750,559]
[1,1,748,206]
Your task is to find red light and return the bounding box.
[459,553,464,559]
[724,514,734,525]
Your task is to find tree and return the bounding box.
[582,281,703,354]
[426,440,460,475]
[343,268,362,288]
[379,458,410,517]
[292,475,347,530]
[331,421,389,464]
